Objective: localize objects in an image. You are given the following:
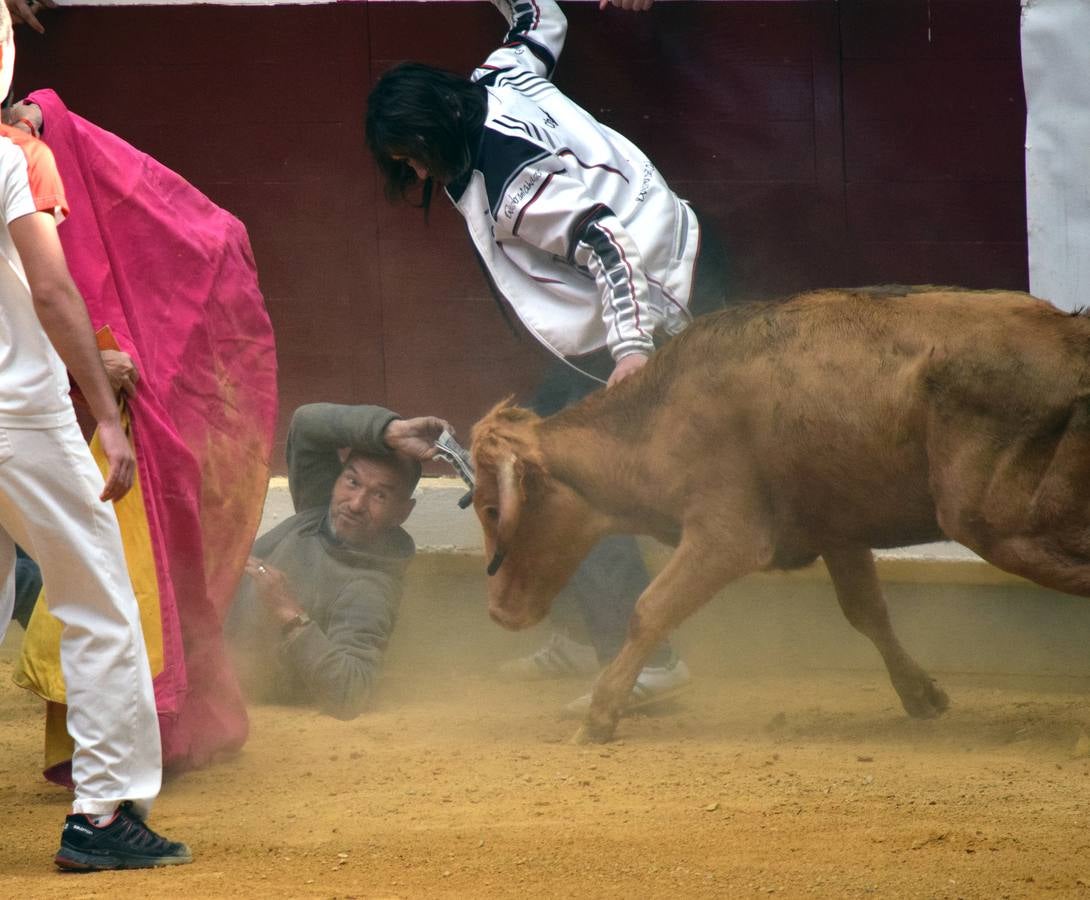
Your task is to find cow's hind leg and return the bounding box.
[979,538,1090,597]
[823,545,949,719]
[937,394,1090,597]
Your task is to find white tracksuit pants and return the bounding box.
[0,420,161,817]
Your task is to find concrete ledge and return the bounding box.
[262,476,1028,587]
[409,547,1027,587]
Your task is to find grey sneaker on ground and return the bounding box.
[55,802,193,871]
[498,632,600,681]
[562,659,693,718]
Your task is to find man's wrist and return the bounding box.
[613,347,652,364]
[613,351,650,369]
[381,416,406,450]
[96,414,125,431]
[272,603,305,626]
[281,611,311,637]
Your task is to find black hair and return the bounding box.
[365,62,487,210]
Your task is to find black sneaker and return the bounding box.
[55,802,193,871]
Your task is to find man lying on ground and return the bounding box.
[226,403,448,720]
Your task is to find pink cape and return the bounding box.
[30,89,278,776]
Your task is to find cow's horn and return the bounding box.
[489,453,521,576]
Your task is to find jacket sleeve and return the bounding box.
[275,571,401,720]
[474,0,567,82]
[495,163,659,360]
[285,403,400,512]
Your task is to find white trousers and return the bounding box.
[0,420,161,817]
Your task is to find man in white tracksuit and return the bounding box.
[367,0,727,711]
[0,6,189,870]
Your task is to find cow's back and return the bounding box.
[649,287,1090,556]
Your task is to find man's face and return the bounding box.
[328,456,415,546]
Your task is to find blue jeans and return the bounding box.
[13,546,42,630]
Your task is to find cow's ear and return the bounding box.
[514,447,548,491]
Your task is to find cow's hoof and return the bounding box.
[571,720,615,745]
[898,676,950,719]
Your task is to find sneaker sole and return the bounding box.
[561,680,693,719]
[55,847,193,871]
[498,662,600,682]
[626,679,693,712]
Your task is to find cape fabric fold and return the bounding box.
[15,90,277,778]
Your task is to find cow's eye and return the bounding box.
[484,506,499,521]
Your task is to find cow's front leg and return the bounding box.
[573,527,770,744]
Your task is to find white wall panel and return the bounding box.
[1022,0,1090,311]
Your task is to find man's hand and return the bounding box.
[96,419,135,502]
[101,349,139,398]
[383,415,452,460]
[245,556,305,627]
[607,352,649,387]
[6,0,57,34]
[599,0,654,10]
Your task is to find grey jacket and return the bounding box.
[227,403,413,719]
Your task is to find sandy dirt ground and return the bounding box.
[3,578,1090,900]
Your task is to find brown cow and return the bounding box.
[470,286,1090,743]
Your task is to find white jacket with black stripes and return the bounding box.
[445,0,702,365]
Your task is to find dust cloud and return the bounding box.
[4,563,1090,896]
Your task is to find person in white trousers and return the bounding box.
[0,4,190,870]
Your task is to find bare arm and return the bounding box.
[8,211,134,500]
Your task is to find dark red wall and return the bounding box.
[13,1,1026,470]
